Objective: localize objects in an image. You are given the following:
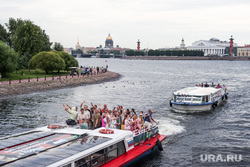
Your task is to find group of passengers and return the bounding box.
[195,82,226,89]
[63,101,156,131]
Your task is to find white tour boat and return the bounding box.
[0,123,165,167]
[170,85,228,112]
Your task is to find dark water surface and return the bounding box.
[0,59,249,166]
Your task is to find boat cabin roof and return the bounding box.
[0,127,132,167]
[173,87,220,96]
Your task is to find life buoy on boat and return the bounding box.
[170,100,172,107]
[99,129,114,134]
[47,125,62,129]
[156,138,163,151]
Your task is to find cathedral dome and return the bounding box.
[76,43,81,48]
[105,34,113,48]
[106,34,113,40]
[75,39,81,50]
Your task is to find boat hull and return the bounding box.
[102,134,166,167]
[172,103,213,112]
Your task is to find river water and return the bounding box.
[0,58,249,166]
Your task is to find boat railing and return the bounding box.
[132,122,158,137]
[132,122,159,145]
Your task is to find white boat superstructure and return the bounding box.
[0,123,164,167]
[170,86,228,112]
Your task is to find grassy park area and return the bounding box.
[0,69,74,81]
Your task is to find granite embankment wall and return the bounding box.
[122,56,250,61]
[0,71,120,98]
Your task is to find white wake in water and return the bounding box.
[157,118,185,136]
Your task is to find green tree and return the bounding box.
[0,24,9,44]
[0,41,18,77]
[135,50,145,56]
[17,52,33,70]
[55,51,78,71]
[53,42,64,51]
[148,49,154,56]
[42,30,52,51]
[159,50,165,56]
[125,50,135,56]
[5,18,25,47]
[154,50,160,56]
[12,20,45,56]
[28,51,65,74]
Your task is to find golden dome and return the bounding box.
[75,38,81,49]
[106,34,112,40]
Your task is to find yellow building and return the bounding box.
[237,45,250,57]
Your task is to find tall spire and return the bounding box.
[229,35,234,56]
[137,39,140,51]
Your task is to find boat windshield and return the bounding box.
[174,95,203,103]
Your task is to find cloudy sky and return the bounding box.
[1,0,250,49]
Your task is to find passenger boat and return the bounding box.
[0,123,166,167]
[170,85,228,112]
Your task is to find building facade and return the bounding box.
[187,38,237,56]
[237,45,250,57]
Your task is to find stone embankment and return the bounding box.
[122,56,250,61]
[0,71,120,98]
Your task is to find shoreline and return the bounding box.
[121,56,250,61]
[0,71,121,98]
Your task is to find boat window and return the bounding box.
[91,149,104,160]
[117,141,126,156]
[184,97,192,101]
[62,164,72,167]
[75,162,90,167]
[191,96,201,103]
[106,149,118,162]
[176,96,184,102]
[75,156,90,167]
[106,144,117,152]
[91,155,105,167]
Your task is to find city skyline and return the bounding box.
[0,0,250,49]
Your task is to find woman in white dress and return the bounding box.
[124,114,131,131]
[110,115,117,129]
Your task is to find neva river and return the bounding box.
[0,58,249,166]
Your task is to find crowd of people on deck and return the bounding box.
[63,101,157,131]
[195,82,226,89]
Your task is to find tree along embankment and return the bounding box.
[122,56,250,61]
[0,71,120,98]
